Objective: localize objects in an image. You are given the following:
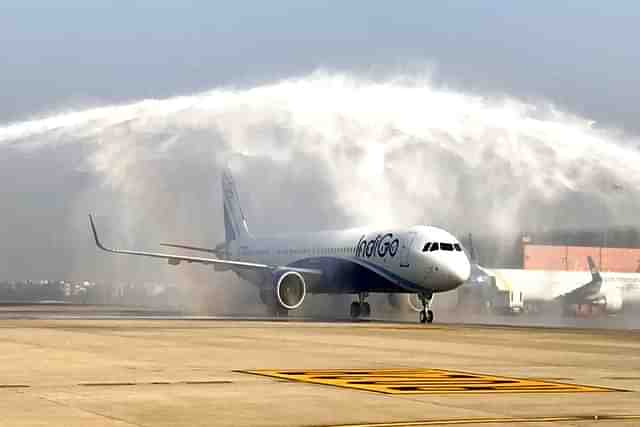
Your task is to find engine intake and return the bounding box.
[275,271,306,310]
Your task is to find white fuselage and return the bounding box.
[487,269,640,300]
[482,268,640,313]
[227,225,471,294]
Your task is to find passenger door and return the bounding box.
[399,232,417,268]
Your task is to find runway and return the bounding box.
[0,309,639,426]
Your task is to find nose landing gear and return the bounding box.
[350,292,371,319]
[419,292,434,324]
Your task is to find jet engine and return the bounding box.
[274,271,307,310]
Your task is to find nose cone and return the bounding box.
[445,256,471,286]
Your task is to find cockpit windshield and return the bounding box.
[422,242,462,252]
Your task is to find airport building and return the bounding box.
[473,225,640,272]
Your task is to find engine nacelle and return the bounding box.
[274,271,306,310]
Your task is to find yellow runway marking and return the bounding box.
[322,414,640,426]
[78,379,232,387]
[242,368,623,395]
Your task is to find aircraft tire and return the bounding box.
[427,310,434,324]
[419,310,427,324]
[350,302,361,319]
[361,302,371,318]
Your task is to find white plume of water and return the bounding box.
[1,71,639,283]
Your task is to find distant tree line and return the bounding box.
[0,280,188,308]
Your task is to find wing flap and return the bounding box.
[159,242,224,255]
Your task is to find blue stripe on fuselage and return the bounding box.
[287,256,424,294]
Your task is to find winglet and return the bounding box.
[587,256,602,283]
[88,214,108,252]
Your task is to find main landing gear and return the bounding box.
[419,292,434,324]
[350,292,371,319]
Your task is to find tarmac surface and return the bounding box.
[0,307,639,426]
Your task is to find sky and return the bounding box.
[1,2,639,131]
[0,1,639,284]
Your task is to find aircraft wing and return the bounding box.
[159,242,223,255]
[88,215,321,275]
[556,256,603,302]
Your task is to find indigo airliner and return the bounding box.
[89,168,471,323]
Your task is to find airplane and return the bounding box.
[88,168,471,323]
[476,256,640,316]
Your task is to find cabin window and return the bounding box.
[430,242,439,251]
[440,242,454,251]
[422,242,431,252]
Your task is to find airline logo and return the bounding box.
[355,233,400,258]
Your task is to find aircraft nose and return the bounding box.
[445,256,471,285]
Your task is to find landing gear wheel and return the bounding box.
[426,309,434,324]
[361,302,371,318]
[350,301,361,319]
[418,291,434,324]
[350,292,369,320]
